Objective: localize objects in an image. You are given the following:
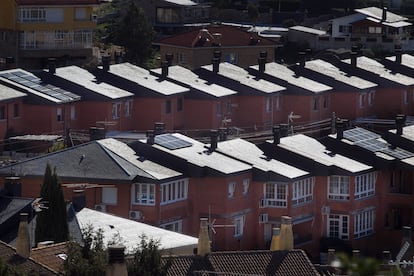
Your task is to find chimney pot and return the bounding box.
[336,119,344,140]
[395,114,406,135]
[259,51,268,59]
[16,213,30,259]
[279,216,293,250]
[382,250,391,264]
[270,227,281,251]
[352,249,360,258]
[213,50,222,59]
[209,129,218,151]
[48,58,56,74]
[272,125,280,144]
[146,130,155,145]
[327,249,336,265]
[279,124,289,137]
[258,57,266,73]
[350,52,358,67]
[212,58,220,73]
[161,61,169,78]
[102,55,110,72]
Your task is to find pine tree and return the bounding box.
[35,163,69,244]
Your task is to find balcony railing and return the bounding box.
[20,31,93,50]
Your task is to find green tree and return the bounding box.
[128,234,172,276]
[109,0,154,66]
[64,226,107,276]
[35,163,69,244]
[335,252,380,276]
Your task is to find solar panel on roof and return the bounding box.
[343,127,380,142]
[155,134,193,150]
[354,139,387,152]
[381,147,414,159]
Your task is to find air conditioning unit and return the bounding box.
[259,213,268,223]
[321,205,330,215]
[129,210,142,220]
[95,204,106,212]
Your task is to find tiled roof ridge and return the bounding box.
[30,241,68,252]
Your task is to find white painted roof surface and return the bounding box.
[251,62,332,93]
[164,0,197,6]
[217,138,309,179]
[386,54,414,68]
[289,25,327,35]
[305,59,377,89]
[343,56,414,86]
[98,138,182,180]
[76,208,198,254]
[278,134,372,173]
[149,133,251,174]
[152,66,237,97]
[202,62,286,94]
[0,83,27,101]
[107,63,189,96]
[54,66,134,99]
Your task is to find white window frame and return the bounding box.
[160,178,188,205]
[328,176,350,200]
[354,208,375,239]
[234,215,245,237]
[160,219,183,233]
[355,172,376,200]
[102,187,117,205]
[328,214,349,240]
[292,177,314,206]
[368,26,382,34]
[263,182,288,208]
[112,102,121,119]
[124,100,132,117]
[242,179,250,195]
[132,183,155,205]
[70,105,76,120]
[18,8,46,22]
[228,181,236,198]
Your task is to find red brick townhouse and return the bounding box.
[248,61,333,125]
[258,127,375,260]
[151,65,238,133]
[196,61,286,132]
[0,83,26,141]
[0,68,81,136]
[91,62,190,132]
[295,58,378,121]
[38,65,135,132]
[322,119,414,258]
[338,54,414,118]
[154,24,278,69]
[384,52,414,112]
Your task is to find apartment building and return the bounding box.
[0,0,98,69]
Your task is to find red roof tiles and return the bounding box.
[156,25,276,48]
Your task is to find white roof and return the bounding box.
[278,134,372,173]
[343,56,414,86]
[252,62,332,93]
[305,59,377,89]
[164,0,197,6]
[289,25,326,35]
[54,66,134,100]
[202,62,286,94]
[108,63,189,96]
[152,65,237,98]
[76,208,198,255]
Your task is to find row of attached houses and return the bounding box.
[0,118,414,263]
[2,50,414,144]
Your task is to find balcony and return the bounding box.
[19,31,93,50]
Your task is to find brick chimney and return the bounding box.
[279,216,293,250]
[270,227,281,251]
[146,130,155,145]
[106,245,128,276]
[197,218,211,256]
[154,122,165,135]
[16,213,30,258]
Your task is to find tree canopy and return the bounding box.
[35,163,68,245]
